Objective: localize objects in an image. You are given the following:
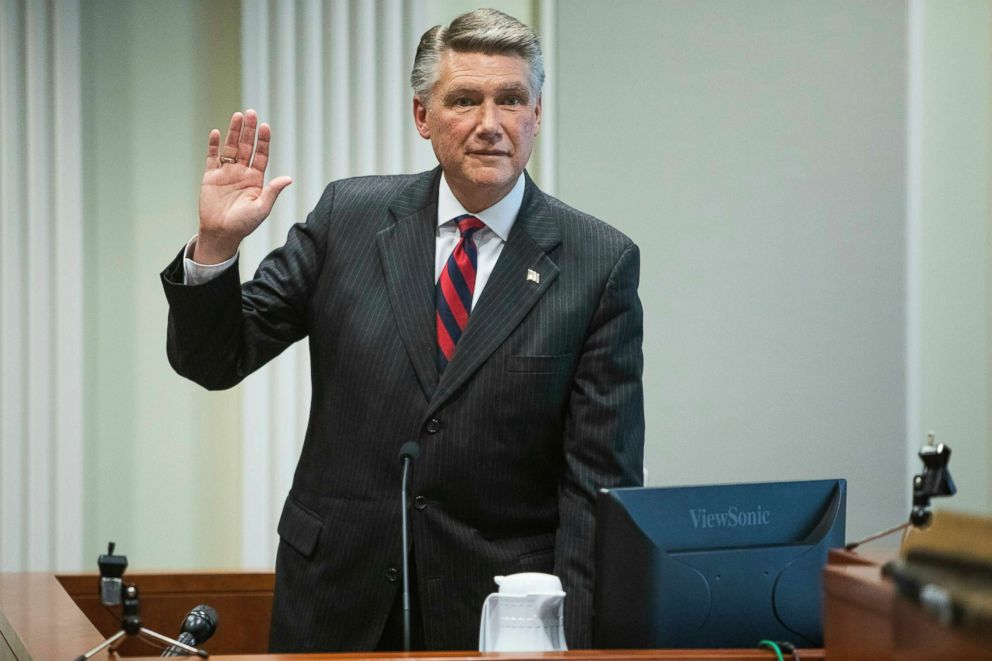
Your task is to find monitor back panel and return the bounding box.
[594,479,846,648]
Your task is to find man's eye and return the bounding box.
[454,98,475,107]
[503,96,522,106]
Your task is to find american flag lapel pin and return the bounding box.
[527,269,540,284]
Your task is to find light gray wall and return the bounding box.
[913,0,991,515]
[556,0,910,540]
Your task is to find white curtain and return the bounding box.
[0,0,83,572]
[238,0,555,567]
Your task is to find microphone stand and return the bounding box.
[398,441,421,652]
[845,431,957,551]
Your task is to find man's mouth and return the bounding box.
[469,150,510,157]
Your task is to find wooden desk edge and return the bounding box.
[125,651,824,660]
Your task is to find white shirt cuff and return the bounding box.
[182,235,238,285]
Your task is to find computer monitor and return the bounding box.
[593,479,846,649]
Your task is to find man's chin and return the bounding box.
[462,166,518,190]
[444,166,521,210]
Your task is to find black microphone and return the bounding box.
[399,441,421,463]
[398,441,421,651]
[161,605,219,657]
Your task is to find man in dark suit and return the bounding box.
[161,8,643,653]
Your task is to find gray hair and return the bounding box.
[410,8,544,105]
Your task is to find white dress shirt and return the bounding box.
[433,172,522,307]
[184,172,525,306]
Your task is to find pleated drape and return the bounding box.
[0,0,83,572]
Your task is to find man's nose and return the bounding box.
[476,101,501,139]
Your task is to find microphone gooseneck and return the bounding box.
[398,441,422,651]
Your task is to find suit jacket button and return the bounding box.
[425,418,441,434]
[414,495,427,510]
[386,567,399,582]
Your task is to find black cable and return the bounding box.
[777,640,801,660]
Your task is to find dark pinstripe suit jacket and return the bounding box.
[161,168,644,652]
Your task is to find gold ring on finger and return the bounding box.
[219,155,237,164]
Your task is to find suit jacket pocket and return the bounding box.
[277,495,323,558]
[505,354,574,374]
[518,547,555,573]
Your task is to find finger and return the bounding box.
[237,109,257,165]
[221,111,244,161]
[251,122,272,173]
[205,129,221,169]
[256,176,293,215]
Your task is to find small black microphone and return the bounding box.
[399,440,421,463]
[398,441,421,651]
[161,605,218,657]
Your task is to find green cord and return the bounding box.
[758,639,785,661]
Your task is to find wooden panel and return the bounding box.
[823,563,894,661]
[56,571,274,656]
[823,555,992,661]
[827,548,890,567]
[892,591,992,660]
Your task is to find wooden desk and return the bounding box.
[0,570,822,660]
[823,550,992,660]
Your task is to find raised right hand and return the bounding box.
[195,109,292,264]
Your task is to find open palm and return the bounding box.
[195,110,292,264]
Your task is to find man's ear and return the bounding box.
[533,95,542,136]
[413,96,431,139]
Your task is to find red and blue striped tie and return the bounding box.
[436,215,486,372]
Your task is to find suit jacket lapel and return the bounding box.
[377,169,442,401]
[427,174,562,416]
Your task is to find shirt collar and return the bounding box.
[437,172,525,242]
